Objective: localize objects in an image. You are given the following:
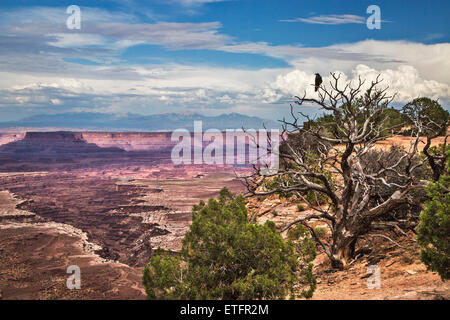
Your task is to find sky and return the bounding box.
[0,0,449,122]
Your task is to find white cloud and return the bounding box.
[92,21,230,50]
[50,98,62,105]
[11,79,93,94]
[5,62,448,118]
[280,14,366,25]
[330,40,450,85]
[350,64,450,102]
[0,7,230,52]
[265,64,450,104]
[48,33,108,48]
[220,40,450,86]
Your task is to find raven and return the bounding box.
[314,73,322,92]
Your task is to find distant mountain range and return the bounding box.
[0,112,280,131]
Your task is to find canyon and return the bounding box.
[0,131,249,299]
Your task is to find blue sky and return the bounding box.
[0,0,449,122]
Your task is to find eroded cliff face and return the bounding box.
[81,132,175,151]
[0,132,176,151]
[0,130,267,172]
[24,131,85,142]
[0,131,125,155]
[0,131,262,152]
[0,133,25,146]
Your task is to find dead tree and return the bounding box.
[243,73,436,269]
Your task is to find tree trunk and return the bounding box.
[329,215,373,269]
[330,235,357,269]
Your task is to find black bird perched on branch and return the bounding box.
[314,73,322,92]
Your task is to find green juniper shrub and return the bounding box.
[286,224,317,298]
[417,152,450,281]
[402,97,449,136]
[143,188,317,299]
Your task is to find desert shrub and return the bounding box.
[417,156,450,281]
[265,150,333,205]
[360,145,429,182]
[378,108,411,135]
[402,97,449,136]
[143,188,316,300]
[302,107,408,140]
[313,226,328,239]
[354,106,409,138]
[302,114,339,140]
[424,144,450,162]
[279,131,329,171]
[359,145,430,223]
[286,224,317,298]
[421,144,450,182]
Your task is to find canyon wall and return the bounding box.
[0,131,277,171]
[0,133,25,146]
[0,131,270,152]
[81,132,175,151]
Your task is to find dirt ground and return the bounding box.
[248,194,449,300]
[373,133,448,151]
[312,237,449,300]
